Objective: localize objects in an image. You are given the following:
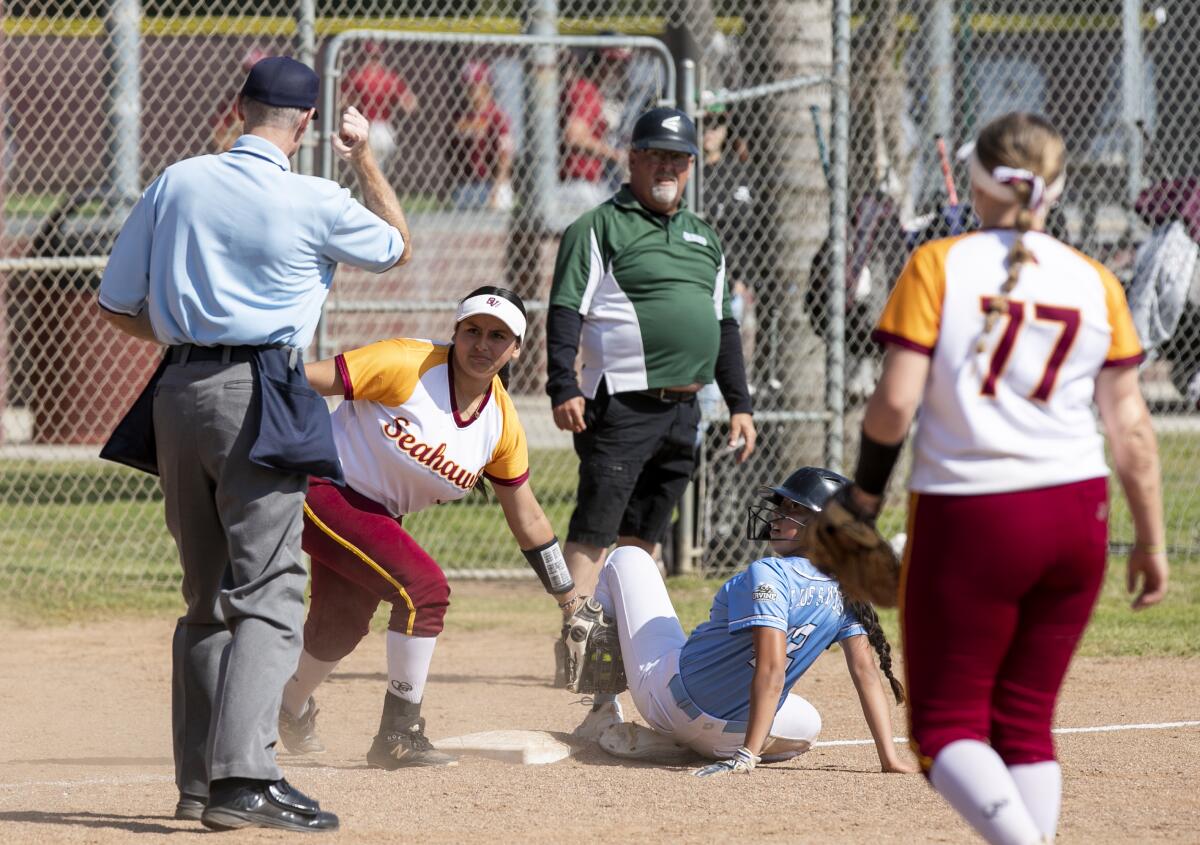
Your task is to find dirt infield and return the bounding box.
[1,582,1197,844]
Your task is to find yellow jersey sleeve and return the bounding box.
[872,239,951,354]
[337,338,447,406]
[483,384,531,486]
[1096,262,1145,367]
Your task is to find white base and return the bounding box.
[434,730,574,765]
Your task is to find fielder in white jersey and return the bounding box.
[575,467,918,776]
[277,286,588,770]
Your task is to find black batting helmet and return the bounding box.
[630,107,699,157]
[746,466,849,541]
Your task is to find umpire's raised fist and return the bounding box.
[333,106,371,162]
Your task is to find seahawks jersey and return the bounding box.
[677,556,865,722]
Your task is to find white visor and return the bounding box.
[455,293,527,339]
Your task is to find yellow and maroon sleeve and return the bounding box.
[336,338,445,405]
[1098,265,1145,368]
[483,386,530,487]
[872,240,949,355]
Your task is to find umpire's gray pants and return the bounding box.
[154,360,308,795]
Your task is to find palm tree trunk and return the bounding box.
[741,0,832,461]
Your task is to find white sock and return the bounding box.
[930,740,1044,845]
[281,651,340,717]
[591,692,617,712]
[1009,761,1062,840]
[386,631,438,703]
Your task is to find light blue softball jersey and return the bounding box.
[677,555,866,722]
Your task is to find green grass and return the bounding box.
[0,451,579,622]
[650,564,1200,658]
[3,193,111,216]
[0,451,1197,659]
[3,192,448,217]
[871,431,1200,554]
[444,561,1199,657]
[4,192,66,215]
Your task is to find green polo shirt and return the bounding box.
[549,186,731,397]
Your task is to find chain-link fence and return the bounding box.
[1,2,1197,602]
[829,0,1200,560]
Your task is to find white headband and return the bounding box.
[455,293,527,339]
[968,150,1065,214]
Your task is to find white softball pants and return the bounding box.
[594,546,822,760]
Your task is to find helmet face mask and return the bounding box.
[746,492,818,541]
[743,466,850,543]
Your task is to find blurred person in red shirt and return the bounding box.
[451,61,514,211]
[555,43,629,227]
[342,40,418,173]
[210,48,269,152]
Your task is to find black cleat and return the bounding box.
[366,717,458,769]
[278,696,325,754]
[200,779,338,832]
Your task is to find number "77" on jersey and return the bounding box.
[979,298,1081,401]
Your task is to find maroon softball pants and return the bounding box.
[300,477,450,662]
[901,477,1108,770]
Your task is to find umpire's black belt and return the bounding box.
[169,343,297,367]
[632,388,699,404]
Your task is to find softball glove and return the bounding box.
[804,486,901,608]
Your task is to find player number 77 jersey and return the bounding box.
[873,231,1144,495]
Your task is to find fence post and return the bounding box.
[1121,0,1144,214]
[929,0,955,141]
[104,0,141,208]
[682,58,697,211]
[527,0,559,231]
[296,0,317,175]
[825,0,850,473]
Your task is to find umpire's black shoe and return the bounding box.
[200,778,339,832]
[366,717,458,769]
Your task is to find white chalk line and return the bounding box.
[1,719,1195,791]
[813,719,1200,748]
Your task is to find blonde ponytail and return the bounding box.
[978,204,1036,353]
[972,113,1065,355]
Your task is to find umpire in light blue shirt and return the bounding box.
[98,56,409,833]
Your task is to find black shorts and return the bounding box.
[567,385,701,548]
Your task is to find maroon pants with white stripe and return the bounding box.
[300,477,450,662]
[901,477,1108,769]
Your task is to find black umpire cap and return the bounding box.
[631,107,699,157]
[241,56,320,114]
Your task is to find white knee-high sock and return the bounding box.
[929,740,1044,845]
[282,651,340,717]
[386,631,438,703]
[1009,761,1062,840]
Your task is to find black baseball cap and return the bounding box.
[631,107,699,157]
[240,56,319,114]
